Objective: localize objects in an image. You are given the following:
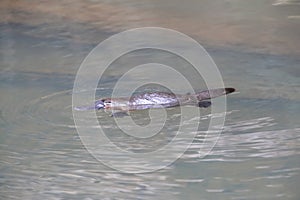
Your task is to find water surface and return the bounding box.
[1,0,300,199]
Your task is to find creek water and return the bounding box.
[1,0,299,199]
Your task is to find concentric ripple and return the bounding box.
[0,88,77,132]
[24,90,75,128]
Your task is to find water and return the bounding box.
[1,0,300,199]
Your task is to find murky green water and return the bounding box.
[1,0,300,199]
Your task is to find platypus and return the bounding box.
[75,88,235,114]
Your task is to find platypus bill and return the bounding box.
[75,88,235,115]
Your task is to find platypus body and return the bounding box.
[75,88,235,113]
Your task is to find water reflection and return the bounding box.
[1,0,300,55]
[1,79,299,199]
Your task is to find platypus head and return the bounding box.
[74,101,103,111]
[95,99,105,109]
[74,99,112,111]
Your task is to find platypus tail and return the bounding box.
[195,88,235,101]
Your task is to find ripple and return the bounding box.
[23,90,75,128]
[272,0,300,6]
[5,88,112,132]
[182,116,300,161]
